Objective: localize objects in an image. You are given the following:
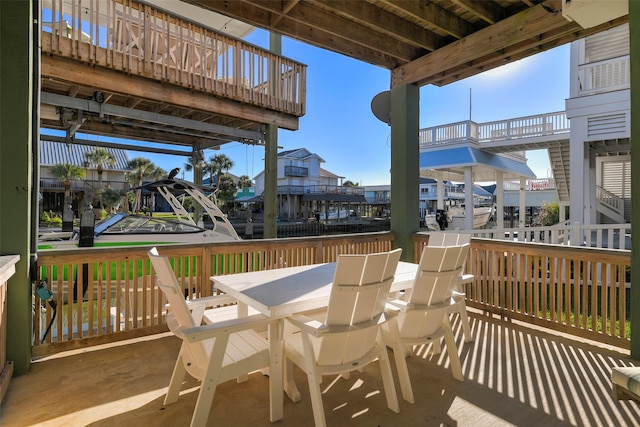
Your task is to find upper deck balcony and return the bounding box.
[40,0,306,147]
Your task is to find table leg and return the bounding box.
[269,319,284,422]
[236,302,250,383]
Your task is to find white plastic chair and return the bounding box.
[148,247,271,427]
[283,249,402,427]
[383,244,470,404]
[427,231,473,342]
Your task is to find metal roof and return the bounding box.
[419,147,536,181]
[40,140,130,170]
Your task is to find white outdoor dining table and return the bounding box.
[210,260,418,422]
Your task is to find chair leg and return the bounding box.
[165,349,187,405]
[385,319,414,404]
[303,355,327,426]
[453,298,473,342]
[299,332,327,427]
[377,336,400,413]
[443,326,464,382]
[190,336,229,427]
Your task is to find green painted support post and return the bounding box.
[0,1,34,375]
[390,84,420,262]
[629,0,639,358]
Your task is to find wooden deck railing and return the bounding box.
[419,111,570,148]
[34,232,631,356]
[414,234,631,349]
[34,232,394,355]
[41,0,306,116]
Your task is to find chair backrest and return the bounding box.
[427,231,471,247]
[148,247,208,375]
[399,244,470,339]
[316,249,401,366]
[325,248,402,325]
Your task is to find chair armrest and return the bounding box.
[185,294,238,324]
[178,313,271,343]
[186,294,238,309]
[386,299,409,310]
[286,313,327,337]
[286,313,388,337]
[459,274,474,285]
[405,300,451,311]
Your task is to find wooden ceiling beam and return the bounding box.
[41,119,221,148]
[313,0,443,51]
[41,55,299,130]
[391,0,569,87]
[269,0,300,27]
[188,0,416,67]
[429,15,628,87]
[252,0,420,62]
[376,0,476,39]
[449,0,506,25]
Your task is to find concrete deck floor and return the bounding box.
[2,310,640,426]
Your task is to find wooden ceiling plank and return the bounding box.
[270,0,300,27]
[313,0,443,51]
[428,15,628,87]
[391,0,569,87]
[248,0,419,62]
[449,0,506,25]
[41,55,299,130]
[189,0,414,67]
[376,0,475,39]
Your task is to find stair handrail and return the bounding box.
[596,185,624,217]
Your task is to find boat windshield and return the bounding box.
[96,214,203,234]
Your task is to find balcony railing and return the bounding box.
[40,178,130,192]
[41,0,306,116]
[419,111,570,148]
[277,185,365,196]
[578,56,630,96]
[284,166,309,177]
[503,178,557,191]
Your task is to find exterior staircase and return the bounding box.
[596,185,625,224]
[548,144,570,204]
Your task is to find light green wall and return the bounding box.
[1,1,34,375]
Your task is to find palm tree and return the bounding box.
[84,148,116,210]
[216,174,238,212]
[50,163,86,230]
[238,175,252,194]
[126,157,163,213]
[50,163,86,204]
[184,151,204,182]
[204,153,234,193]
[100,188,126,214]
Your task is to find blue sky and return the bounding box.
[99,29,570,185]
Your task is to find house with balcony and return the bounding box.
[416,22,631,231]
[253,148,366,221]
[39,139,130,216]
[567,23,631,225]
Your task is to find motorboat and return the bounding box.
[424,205,492,231]
[317,208,353,221]
[447,205,492,230]
[38,178,240,249]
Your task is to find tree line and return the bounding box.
[48,149,252,216]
